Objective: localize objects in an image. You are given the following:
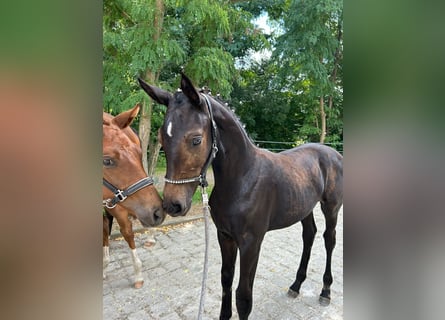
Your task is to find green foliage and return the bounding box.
[185,47,235,96]
[103,0,188,115]
[231,60,303,148]
[268,0,343,146]
[182,0,231,41]
[103,0,272,170]
[104,0,343,156]
[103,0,266,108]
[275,0,342,97]
[235,0,287,20]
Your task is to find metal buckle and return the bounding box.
[212,142,218,158]
[103,199,117,209]
[115,189,127,202]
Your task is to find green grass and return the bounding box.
[154,164,166,176]
[158,185,213,205]
[191,185,214,204]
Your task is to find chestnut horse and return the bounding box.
[139,73,343,319]
[102,104,165,288]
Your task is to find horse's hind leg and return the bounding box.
[319,201,340,306]
[288,211,317,298]
[103,211,113,279]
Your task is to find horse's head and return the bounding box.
[103,104,165,226]
[139,73,214,217]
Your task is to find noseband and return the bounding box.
[164,94,218,187]
[103,177,154,209]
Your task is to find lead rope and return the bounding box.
[197,185,210,320]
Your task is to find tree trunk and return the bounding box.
[319,96,326,143]
[147,139,162,177]
[139,0,164,173]
[326,18,342,122]
[328,95,333,109]
[325,20,342,136]
[139,99,152,174]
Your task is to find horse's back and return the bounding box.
[281,143,342,171]
[281,143,343,203]
[282,142,340,156]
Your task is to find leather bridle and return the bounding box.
[102,176,154,209]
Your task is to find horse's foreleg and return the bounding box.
[103,246,110,279]
[115,213,144,288]
[217,231,238,320]
[319,203,340,305]
[288,211,317,297]
[236,234,263,320]
[130,248,143,288]
[103,213,111,279]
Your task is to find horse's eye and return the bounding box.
[103,158,114,167]
[192,136,202,146]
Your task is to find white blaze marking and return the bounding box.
[167,121,173,137]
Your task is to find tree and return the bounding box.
[231,59,305,149]
[104,0,344,162]
[103,0,266,173]
[104,0,186,174]
[273,0,343,143]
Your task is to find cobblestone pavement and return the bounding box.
[103,204,343,319]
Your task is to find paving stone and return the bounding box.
[103,204,343,319]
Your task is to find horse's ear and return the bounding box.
[138,78,172,106]
[180,72,202,107]
[113,103,140,129]
[103,112,111,126]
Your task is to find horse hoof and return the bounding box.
[287,289,299,298]
[319,296,331,306]
[134,281,144,289]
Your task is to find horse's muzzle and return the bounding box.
[138,208,165,227]
[163,201,188,217]
[152,208,166,226]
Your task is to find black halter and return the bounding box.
[164,94,218,187]
[102,176,154,209]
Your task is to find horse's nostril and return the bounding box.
[163,201,182,216]
[173,203,182,213]
[153,209,164,224]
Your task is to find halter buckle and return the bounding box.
[115,189,127,202]
[212,142,218,158]
[103,199,117,209]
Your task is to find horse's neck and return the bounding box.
[211,102,256,180]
